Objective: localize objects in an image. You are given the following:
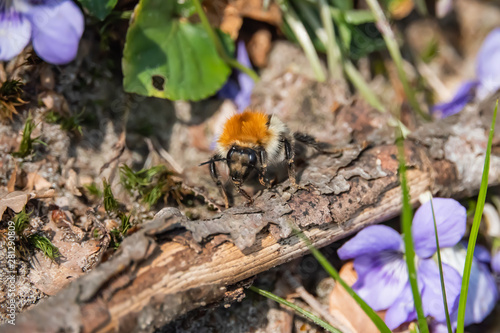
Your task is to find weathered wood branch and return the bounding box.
[4,96,500,333]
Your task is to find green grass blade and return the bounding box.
[192,0,259,82]
[28,234,61,260]
[249,286,341,333]
[343,61,410,136]
[456,100,498,332]
[397,137,429,333]
[413,0,428,15]
[429,197,453,333]
[318,0,342,78]
[329,7,375,24]
[365,0,429,120]
[296,230,392,333]
[279,1,326,82]
[343,60,384,112]
[343,9,375,24]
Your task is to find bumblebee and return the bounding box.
[201,110,333,208]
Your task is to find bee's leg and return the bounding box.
[208,157,230,209]
[258,150,272,188]
[284,136,306,190]
[293,132,342,156]
[235,184,254,205]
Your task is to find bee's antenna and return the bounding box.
[199,158,227,166]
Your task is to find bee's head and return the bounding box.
[226,146,258,185]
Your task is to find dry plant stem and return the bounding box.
[417,61,452,100]
[4,97,500,333]
[151,138,184,174]
[0,62,6,83]
[284,272,352,333]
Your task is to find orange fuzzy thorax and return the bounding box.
[217,111,270,149]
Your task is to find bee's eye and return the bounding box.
[227,147,236,160]
[248,151,257,165]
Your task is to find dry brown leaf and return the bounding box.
[7,164,17,192]
[65,169,82,196]
[207,0,280,38]
[233,0,281,26]
[38,90,69,114]
[248,29,272,67]
[39,63,55,90]
[24,172,52,192]
[219,4,243,39]
[329,262,386,333]
[31,188,55,199]
[0,191,29,219]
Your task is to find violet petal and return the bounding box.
[352,251,407,310]
[233,40,254,111]
[492,251,500,274]
[28,0,84,64]
[473,243,491,264]
[419,259,461,322]
[430,320,457,333]
[0,11,32,61]
[412,198,466,259]
[440,244,498,326]
[338,225,403,260]
[463,260,498,325]
[476,28,500,100]
[384,282,417,329]
[217,41,254,112]
[431,81,477,118]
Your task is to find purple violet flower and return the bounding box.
[432,28,500,118]
[436,243,498,330]
[218,40,255,112]
[338,198,497,330]
[492,250,500,274]
[0,0,84,64]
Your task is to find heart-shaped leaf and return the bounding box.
[122,0,233,101]
[77,0,118,20]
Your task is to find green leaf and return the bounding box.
[122,0,233,101]
[456,100,498,332]
[175,0,196,17]
[77,0,118,20]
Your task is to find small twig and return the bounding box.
[417,61,452,101]
[99,98,129,178]
[151,138,184,174]
[284,272,353,333]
